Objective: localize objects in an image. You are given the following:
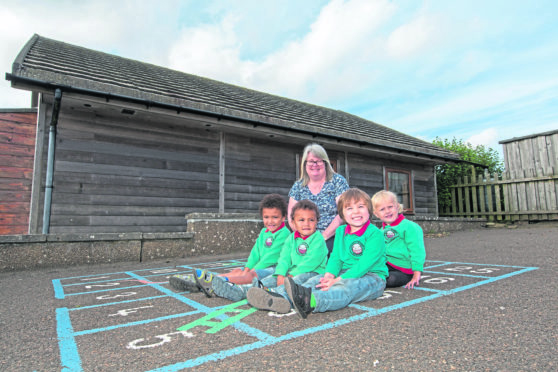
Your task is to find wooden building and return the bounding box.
[0,108,37,234]
[5,34,460,234]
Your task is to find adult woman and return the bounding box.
[288,143,350,254]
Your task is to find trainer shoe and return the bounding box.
[169,273,199,292]
[194,269,214,297]
[285,277,314,319]
[247,287,291,313]
[212,276,246,302]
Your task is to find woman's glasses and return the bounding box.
[305,160,325,167]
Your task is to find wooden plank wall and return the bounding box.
[0,110,37,234]
[502,131,558,172]
[224,134,298,212]
[46,109,221,233]
[29,103,441,234]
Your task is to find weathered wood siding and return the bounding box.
[43,107,221,233]
[0,110,37,234]
[224,134,297,211]
[502,131,558,172]
[27,99,440,234]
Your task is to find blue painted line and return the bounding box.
[149,292,444,371]
[53,279,65,299]
[74,311,201,336]
[125,272,271,341]
[413,286,444,293]
[67,294,186,311]
[65,284,152,296]
[423,262,451,269]
[56,307,82,372]
[427,260,533,269]
[423,271,490,278]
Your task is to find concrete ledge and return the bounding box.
[0,232,194,272]
[406,216,486,233]
[186,213,262,256]
[0,214,486,272]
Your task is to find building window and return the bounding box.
[385,168,414,213]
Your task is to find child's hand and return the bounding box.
[316,276,340,291]
[405,271,421,289]
[277,275,285,286]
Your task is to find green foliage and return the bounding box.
[433,137,504,210]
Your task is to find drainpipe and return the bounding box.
[42,89,62,234]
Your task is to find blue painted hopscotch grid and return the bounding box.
[53,259,537,371]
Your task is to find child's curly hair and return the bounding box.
[290,199,320,221]
[259,194,288,217]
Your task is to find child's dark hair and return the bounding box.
[259,194,288,217]
[337,188,373,222]
[290,199,320,221]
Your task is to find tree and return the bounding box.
[433,137,504,211]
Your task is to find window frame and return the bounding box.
[384,168,414,214]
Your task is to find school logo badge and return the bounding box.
[384,228,398,242]
[350,241,364,256]
[265,236,274,247]
[297,242,309,256]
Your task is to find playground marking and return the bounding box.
[53,259,537,371]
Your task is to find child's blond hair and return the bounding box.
[371,190,404,213]
[337,188,373,222]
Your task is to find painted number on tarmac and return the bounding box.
[127,331,194,349]
[444,266,500,274]
[96,292,137,300]
[420,275,455,284]
[108,306,154,317]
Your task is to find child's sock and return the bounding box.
[310,293,316,308]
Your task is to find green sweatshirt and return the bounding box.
[245,225,290,270]
[326,222,387,280]
[274,231,328,277]
[382,217,425,272]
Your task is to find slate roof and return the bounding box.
[8,34,459,161]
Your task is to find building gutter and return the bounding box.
[42,88,62,234]
[6,73,465,164]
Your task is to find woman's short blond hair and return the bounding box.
[299,143,335,186]
[371,190,404,213]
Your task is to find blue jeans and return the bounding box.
[262,272,320,299]
[302,271,386,313]
[255,266,275,280]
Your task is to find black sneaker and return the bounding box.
[284,277,314,319]
[246,287,291,313]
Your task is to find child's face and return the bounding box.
[262,207,285,232]
[343,198,370,233]
[373,198,399,225]
[292,208,318,238]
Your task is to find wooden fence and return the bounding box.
[440,166,558,222]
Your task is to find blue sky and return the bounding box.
[1,0,557,157]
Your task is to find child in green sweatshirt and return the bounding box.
[372,190,426,289]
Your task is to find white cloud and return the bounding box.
[466,128,498,147]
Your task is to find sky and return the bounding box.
[1,0,557,158]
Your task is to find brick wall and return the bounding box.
[0,109,37,234]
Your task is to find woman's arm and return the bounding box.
[321,195,343,240]
[287,197,297,231]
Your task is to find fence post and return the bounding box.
[478,173,486,219]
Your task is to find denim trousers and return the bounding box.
[263,272,321,300]
[302,271,386,313]
[255,266,276,280]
